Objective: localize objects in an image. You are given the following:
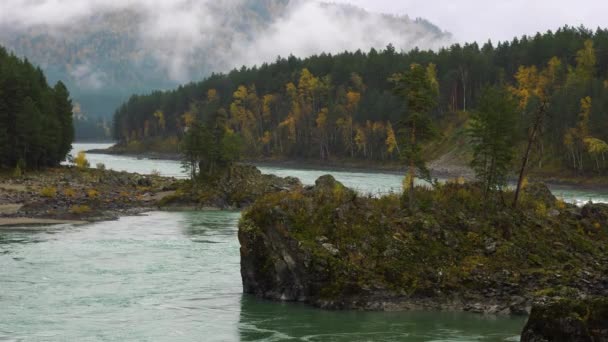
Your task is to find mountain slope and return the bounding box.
[0,0,451,120]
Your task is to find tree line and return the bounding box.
[113,26,608,176]
[0,46,74,170]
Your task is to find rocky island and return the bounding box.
[0,164,301,226]
[0,167,177,226]
[239,175,608,315]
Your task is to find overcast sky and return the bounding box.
[335,0,608,43]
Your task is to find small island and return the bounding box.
[239,175,608,315]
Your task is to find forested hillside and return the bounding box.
[113,26,608,176]
[0,46,74,170]
[0,0,449,121]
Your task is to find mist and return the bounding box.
[0,0,451,83]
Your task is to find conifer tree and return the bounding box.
[0,46,74,169]
[391,63,439,210]
[468,86,519,199]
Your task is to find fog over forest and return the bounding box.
[0,0,450,83]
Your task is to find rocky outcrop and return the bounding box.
[239,177,608,313]
[0,167,180,223]
[239,175,346,303]
[159,164,301,209]
[582,203,608,222]
[523,182,557,206]
[521,297,608,342]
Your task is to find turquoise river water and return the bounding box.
[2,143,607,341]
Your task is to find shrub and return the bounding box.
[535,202,548,217]
[96,163,106,171]
[555,198,567,210]
[40,186,57,198]
[13,158,26,177]
[69,205,91,214]
[74,151,90,169]
[87,189,100,198]
[151,169,161,177]
[12,165,22,177]
[63,188,77,198]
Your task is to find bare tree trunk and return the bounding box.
[408,121,417,211]
[460,67,468,112]
[513,105,545,208]
[571,150,576,170]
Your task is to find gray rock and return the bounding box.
[581,203,608,222]
[523,183,557,207]
[484,238,497,255]
[322,243,339,256]
[521,297,608,342]
[315,236,329,243]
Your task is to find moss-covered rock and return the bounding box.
[522,183,557,207]
[521,297,608,341]
[160,164,301,209]
[0,166,180,222]
[238,177,608,313]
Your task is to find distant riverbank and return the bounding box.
[86,143,608,191]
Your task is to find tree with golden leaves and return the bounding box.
[153,110,166,134]
[510,57,563,207]
[385,121,399,156]
[315,108,330,159]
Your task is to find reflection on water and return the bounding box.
[238,296,525,342]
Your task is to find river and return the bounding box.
[2,142,606,341]
[70,143,608,205]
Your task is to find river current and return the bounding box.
[2,143,606,341]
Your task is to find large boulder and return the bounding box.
[523,183,557,207]
[238,175,344,303]
[581,203,608,222]
[238,216,324,302]
[521,298,608,342]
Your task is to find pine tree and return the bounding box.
[0,47,74,169]
[391,63,439,210]
[0,95,8,167]
[54,81,75,161]
[468,86,519,199]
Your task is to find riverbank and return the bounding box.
[239,176,608,315]
[86,145,464,177]
[0,163,302,227]
[0,167,180,226]
[86,145,608,190]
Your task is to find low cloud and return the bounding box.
[0,0,451,83]
[234,1,450,68]
[68,63,107,90]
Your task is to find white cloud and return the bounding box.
[233,1,450,68]
[68,63,107,90]
[330,0,608,43]
[0,0,451,83]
